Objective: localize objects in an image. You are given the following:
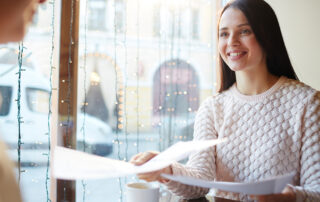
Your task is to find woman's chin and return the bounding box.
[229,65,246,72]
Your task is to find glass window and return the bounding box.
[192,9,200,40]
[153,5,161,37]
[115,0,125,33]
[0,86,12,116]
[77,0,216,201]
[1,0,218,201]
[88,0,107,31]
[0,1,59,201]
[153,5,201,41]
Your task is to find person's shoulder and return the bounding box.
[282,77,317,95]
[282,77,319,103]
[202,90,229,104]
[198,90,232,112]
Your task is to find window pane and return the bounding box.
[77,0,217,201]
[0,1,59,201]
[0,86,12,116]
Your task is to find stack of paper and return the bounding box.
[53,139,226,180]
[161,172,295,195]
[53,138,294,195]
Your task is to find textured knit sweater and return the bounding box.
[165,76,320,202]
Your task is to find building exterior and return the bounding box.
[6,0,221,137]
[77,0,219,135]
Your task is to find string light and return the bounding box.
[17,42,24,182]
[44,0,56,201]
[113,0,127,200]
[79,0,89,200]
[157,5,164,151]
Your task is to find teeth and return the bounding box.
[230,52,242,57]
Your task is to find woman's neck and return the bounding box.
[235,69,279,95]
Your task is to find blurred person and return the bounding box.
[130,0,320,201]
[0,0,47,201]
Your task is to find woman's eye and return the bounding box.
[219,32,228,38]
[241,29,251,35]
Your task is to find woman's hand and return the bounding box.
[130,151,173,183]
[250,186,296,202]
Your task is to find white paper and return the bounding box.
[161,172,295,195]
[53,139,226,180]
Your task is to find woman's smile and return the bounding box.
[227,50,247,61]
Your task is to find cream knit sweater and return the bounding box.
[166,77,320,202]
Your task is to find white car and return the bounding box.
[0,64,113,165]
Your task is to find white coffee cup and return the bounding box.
[126,182,159,202]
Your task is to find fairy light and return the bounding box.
[17,42,25,182]
[123,0,129,171]
[80,0,89,200]
[113,0,126,200]
[44,0,56,201]
[157,2,163,152]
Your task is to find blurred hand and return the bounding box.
[250,186,296,202]
[130,151,173,183]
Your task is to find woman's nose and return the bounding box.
[228,33,240,46]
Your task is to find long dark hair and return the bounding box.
[217,0,298,92]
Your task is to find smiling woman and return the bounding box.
[129,0,320,201]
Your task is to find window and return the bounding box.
[1,0,218,201]
[0,1,58,201]
[114,0,126,33]
[153,5,201,41]
[77,0,216,200]
[88,0,107,31]
[153,5,161,36]
[0,86,12,116]
[192,9,200,40]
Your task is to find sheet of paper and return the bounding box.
[53,139,226,180]
[161,172,295,195]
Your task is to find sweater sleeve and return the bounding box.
[292,91,320,202]
[165,97,218,199]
